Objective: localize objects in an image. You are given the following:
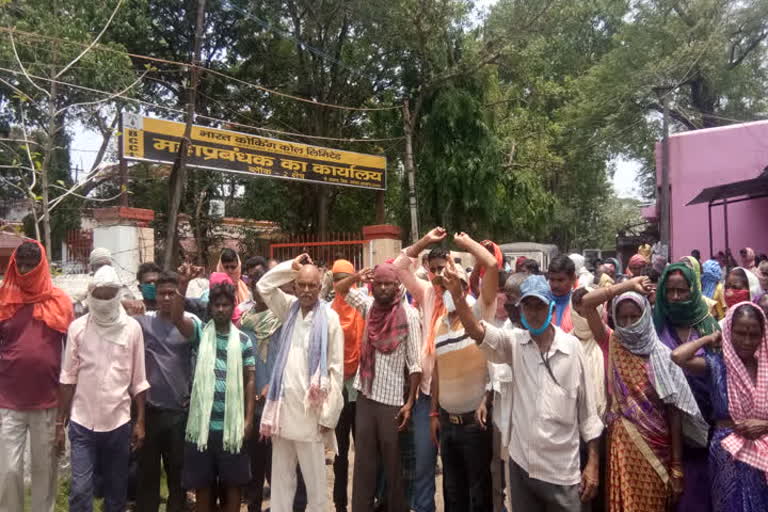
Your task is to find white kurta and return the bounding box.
[257,261,344,442]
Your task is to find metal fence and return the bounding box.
[269,232,366,269]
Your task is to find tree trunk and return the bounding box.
[317,185,329,237]
[163,0,206,269]
[39,80,58,260]
[403,102,419,243]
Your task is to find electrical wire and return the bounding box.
[0,66,404,143]
[0,27,401,112]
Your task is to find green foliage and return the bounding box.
[3,0,767,257]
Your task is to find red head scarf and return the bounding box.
[0,240,73,333]
[330,259,364,378]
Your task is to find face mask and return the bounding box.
[521,301,555,336]
[443,289,456,313]
[87,295,121,324]
[725,288,750,308]
[140,283,157,301]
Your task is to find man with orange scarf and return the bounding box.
[393,227,451,512]
[329,259,365,512]
[0,240,74,512]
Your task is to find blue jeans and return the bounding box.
[411,393,437,512]
[69,421,131,512]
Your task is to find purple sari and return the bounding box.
[658,326,713,512]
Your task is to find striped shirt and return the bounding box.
[435,312,489,414]
[191,326,255,431]
[346,288,422,407]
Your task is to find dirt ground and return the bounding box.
[257,445,445,511]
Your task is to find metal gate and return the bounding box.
[270,232,366,270]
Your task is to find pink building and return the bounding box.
[643,120,768,261]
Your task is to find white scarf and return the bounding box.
[87,266,130,345]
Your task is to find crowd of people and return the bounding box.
[0,231,767,512]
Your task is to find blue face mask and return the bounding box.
[139,283,157,301]
[521,301,555,336]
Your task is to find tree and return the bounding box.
[0,0,143,258]
[570,0,768,196]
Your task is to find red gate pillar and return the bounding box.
[362,224,402,269]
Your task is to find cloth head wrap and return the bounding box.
[89,247,112,267]
[374,263,398,281]
[87,266,130,345]
[0,239,73,333]
[332,259,355,275]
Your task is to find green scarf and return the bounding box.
[240,307,281,363]
[653,262,720,336]
[186,321,245,454]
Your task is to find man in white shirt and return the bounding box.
[257,254,344,512]
[443,267,603,512]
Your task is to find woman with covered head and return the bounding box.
[672,302,768,511]
[654,262,721,511]
[581,278,708,511]
[217,248,251,305]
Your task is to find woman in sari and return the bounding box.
[724,267,762,308]
[654,262,721,511]
[672,302,768,511]
[582,277,708,512]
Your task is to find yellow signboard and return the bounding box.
[121,114,386,190]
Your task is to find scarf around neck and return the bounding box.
[186,321,245,454]
[613,292,709,446]
[240,305,281,363]
[654,262,719,337]
[359,295,409,395]
[721,301,768,478]
[260,300,329,438]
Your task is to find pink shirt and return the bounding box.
[60,315,150,432]
[394,250,437,396]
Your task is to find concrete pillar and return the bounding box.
[92,207,155,275]
[362,224,402,269]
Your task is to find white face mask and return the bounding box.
[443,289,456,313]
[87,294,121,325]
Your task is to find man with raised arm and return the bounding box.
[256,254,344,512]
[335,263,423,512]
[442,260,603,512]
[392,227,450,512]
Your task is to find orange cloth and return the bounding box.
[216,254,250,305]
[0,240,73,333]
[425,290,446,356]
[331,259,364,378]
[332,259,355,275]
[332,292,364,379]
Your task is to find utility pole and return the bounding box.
[163,0,206,269]
[654,86,672,260]
[118,111,128,207]
[402,102,419,243]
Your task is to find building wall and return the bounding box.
[655,120,768,261]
